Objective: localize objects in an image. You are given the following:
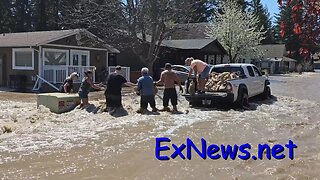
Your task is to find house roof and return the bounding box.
[258,44,286,58]
[0,29,120,53]
[261,57,297,62]
[137,24,227,53]
[169,23,210,40]
[161,39,216,50]
[282,57,297,62]
[137,32,225,51]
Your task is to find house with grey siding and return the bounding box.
[252,44,297,74]
[0,29,119,91]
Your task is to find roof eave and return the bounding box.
[37,30,80,46]
[0,45,37,48]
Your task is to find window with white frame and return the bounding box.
[12,48,34,70]
[43,48,69,66]
[70,50,90,66]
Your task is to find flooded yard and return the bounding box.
[1,72,320,179]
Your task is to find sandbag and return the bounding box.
[205,72,239,92]
[189,80,197,96]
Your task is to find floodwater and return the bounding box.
[1,72,320,179]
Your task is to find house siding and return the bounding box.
[0,45,108,89]
[0,47,39,88]
[50,35,103,49]
[90,50,107,82]
[0,30,119,91]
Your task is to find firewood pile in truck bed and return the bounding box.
[205,72,239,92]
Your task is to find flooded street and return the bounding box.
[1,72,320,180]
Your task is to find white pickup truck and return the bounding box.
[183,64,271,108]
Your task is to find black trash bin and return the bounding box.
[9,75,27,92]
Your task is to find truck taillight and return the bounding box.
[226,83,233,93]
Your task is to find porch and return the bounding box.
[0,29,121,92]
[253,57,297,74]
[43,65,96,84]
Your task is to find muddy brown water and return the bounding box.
[1,73,320,179]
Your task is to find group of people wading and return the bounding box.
[59,57,211,114]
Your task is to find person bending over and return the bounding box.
[59,72,79,93]
[185,57,211,94]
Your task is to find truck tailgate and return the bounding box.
[183,92,229,98]
[182,92,234,106]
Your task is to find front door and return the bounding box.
[0,55,6,86]
[108,53,117,66]
[275,62,280,74]
[70,50,90,67]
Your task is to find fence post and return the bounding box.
[127,67,130,81]
[53,69,56,84]
[93,67,96,82]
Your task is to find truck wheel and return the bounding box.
[236,90,249,108]
[261,86,271,100]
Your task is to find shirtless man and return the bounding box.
[185,57,211,94]
[156,63,183,112]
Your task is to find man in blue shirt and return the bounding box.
[136,67,158,113]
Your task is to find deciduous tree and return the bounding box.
[62,0,195,73]
[124,0,195,72]
[277,0,320,70]
[206,0,266,62]
[61,0,124,45]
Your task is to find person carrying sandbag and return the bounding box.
[59,72,79,93]
[185,57,211,94]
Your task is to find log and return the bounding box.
[205,72,239,92]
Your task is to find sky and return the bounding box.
[260,0,280,22]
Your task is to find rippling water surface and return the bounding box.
[1,73,320,179]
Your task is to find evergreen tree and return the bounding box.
[46,0,64,30]
[272,14,283,43]
[276,0,307,60]
[188,0,217,23]
[12,0,33,32]
[0,0,14,33]
[34,0,48,30]
[32,0,63,31]
[249,0,274,44]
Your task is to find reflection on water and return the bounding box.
[1,73,320,179]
